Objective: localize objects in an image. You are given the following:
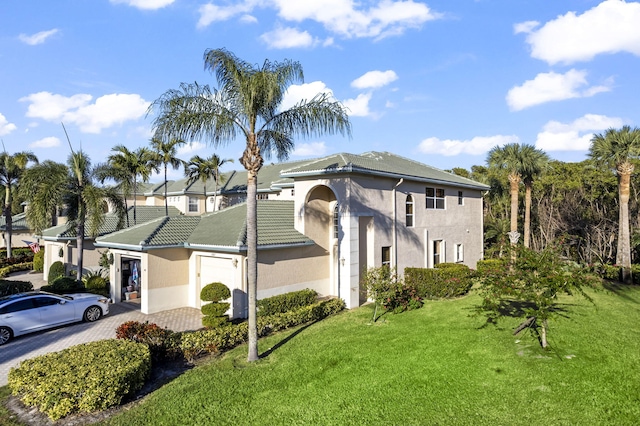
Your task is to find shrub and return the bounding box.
[41,276,84,294]
[0,279,33,296]
[84,274,109,297]
[201,282,231,329]
[0,262,33,278]
[476,259,507,274]
[8,339,150,421]
[48,261,66,282]
[405,264,473,299]
[33,250,44,272]
[257,288,318,316]
[116,321,182,362]
[180,298,345,361]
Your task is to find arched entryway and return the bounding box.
[303,185,339,298]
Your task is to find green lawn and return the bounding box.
[97,285,640,426]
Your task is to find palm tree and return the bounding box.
[107,145,159,225]
[589,125,640,284]
[185,154,233,213]
[149,48,351,361]
[21,150,126,281]
[518,145,550,248]
[487,144,525,243]
[0,150,38,257]
[149,137,186,216]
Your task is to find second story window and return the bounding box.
[188,197,198,212]
[406,195,414,227]
[426,187,445,209]
[382,246,391,268]
[333,204,339,239]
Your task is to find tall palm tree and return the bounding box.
[0,150,38,257]
[149,48,351,361]
[149,137,186,216]
[107,145,159,225]
[589,125,640,284]
[21,151,126,281]
[517,145,550,248]
[185,153,233,213]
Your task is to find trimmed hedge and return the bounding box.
[40,276,85,294]
[0,247,33,259]
[180,298,345,361]
[0,262,33,279]
[8,339,151,421]
[0,279,33,296]
[257,288,318,316]
[200,282,231,329]
[116,321,182,362]
[405,263,473,299]
[48,261,65,282]
[33,250,44,272]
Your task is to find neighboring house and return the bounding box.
[41,206,182,279]
[0,212,34,250]
[86,151,489,316]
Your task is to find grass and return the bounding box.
[92,285,640,426]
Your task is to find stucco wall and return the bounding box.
[146,248,190,289]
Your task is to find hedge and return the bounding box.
[47,261,66,283]
[0,262,34,279]
[40,276,85,294]
[8,339,151,421]
[0,279,33,296]
[180,298,345,361]
[476,259,507,274]
[257,288,318,316]
[404,263,473,299]
[33,250,44,272]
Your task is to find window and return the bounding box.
[0,298,36,314]
[188,197,198,212]
[291,189,295,196]
[382,246,391,268]
[333,204,339,239]
[257,193,269,200]
[406,195,414,227]
[455,243,464,263]
[433,240,443,265]
[458,191,463,205]
[426,187,445,209]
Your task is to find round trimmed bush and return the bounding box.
[48,261,65,282]
[200,282,231,329]
[202,301,230,317]
[200,282,231,302]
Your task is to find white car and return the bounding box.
[0,291,110,345]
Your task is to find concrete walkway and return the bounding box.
[0,271,204,387]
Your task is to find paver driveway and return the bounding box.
[0,302,204,386]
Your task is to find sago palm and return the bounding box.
[149,48,351,361]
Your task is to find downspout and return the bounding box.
[392,178,404,270]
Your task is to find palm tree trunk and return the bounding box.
[247,170,258,361]
[164,164,169,217]
[524,180,532,248]
[618,165,633,283]
[4,187,12,258]
[203,182,207,214]
[133,177,138,225]
[508,172,520,240]
[76,219,84,281]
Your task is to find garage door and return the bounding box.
[198,256,243,318]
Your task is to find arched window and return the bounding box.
[406,195,414,227]
[333,204,339,239]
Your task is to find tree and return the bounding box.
[589,126,640,283]
[107,145,158,225]
[184,154,233,213]
[149,48,351,361]
[21,144,126,281]
[149,137,185,216]
[0,150,38,257]
[518,145,550,248]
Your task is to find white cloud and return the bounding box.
[20,92,149,134]
[517,0,640,65]
[342,93,372,117]
[0,113,17,136]
[506,69,612,111]
[198,0,440,40]
[535,114,625,151]
[351,70,398,89]
[280,81,335,111]
[29,136,61,148]
[18,29,59,45]
[260,27,318,49]
[110,0,175,10]
[177,141,206,155]
[292,141,328,157]
[513,20,539,34]
[417,135,520,156]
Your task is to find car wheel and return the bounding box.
[0,326,12,345]
[83,306,102,322]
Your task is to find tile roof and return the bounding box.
[0,212,29,231]
[280,151,490,190]
[41,206,182,239]
[95,201,313,251]
[221,160,311,194]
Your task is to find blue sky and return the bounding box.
[1,0,639,181]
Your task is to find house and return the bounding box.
[1,212,35,251]
[85,151,489,316]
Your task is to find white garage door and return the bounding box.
[198,256,243,318]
